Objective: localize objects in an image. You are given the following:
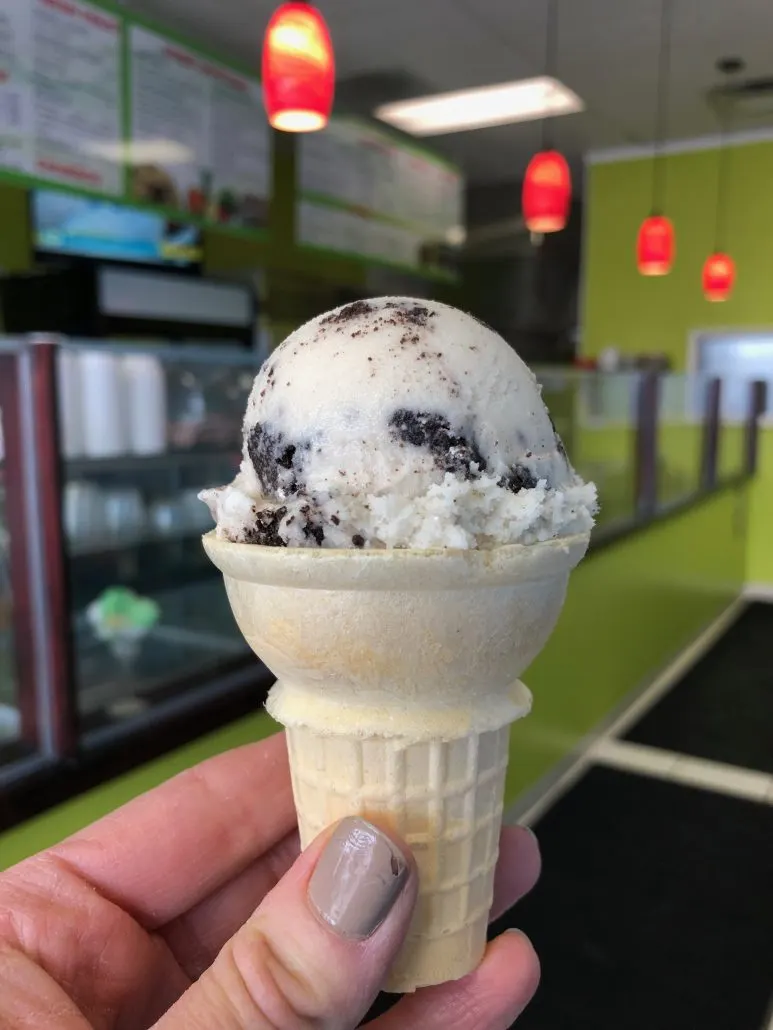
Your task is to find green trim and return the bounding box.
[116,3,259,82]
[297,241,458,283]
[300,189,451,236]
[334,114,461,173]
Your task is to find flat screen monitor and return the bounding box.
[32,188,202,268]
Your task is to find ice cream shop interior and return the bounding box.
[1,0,773,1025]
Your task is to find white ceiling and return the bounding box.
[125,0,773,184]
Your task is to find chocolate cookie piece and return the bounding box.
[247,423,302,495]
[499,465,538,494]
[388,409,486,479]
[320,300,375,326]
[383,300,437,328]
[244,506,288,547]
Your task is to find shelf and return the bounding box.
[66,527,211,558]
[64,448,240,476]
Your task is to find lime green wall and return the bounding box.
[747,429,773,583]
[1,487,746,870]
[583,140,773,366]
[505,484,746,800]
[582,141,773,583]
[0,183,33,275]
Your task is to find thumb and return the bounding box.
[154,817,416,1030]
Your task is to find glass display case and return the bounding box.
[57,343,257,732]
[0,337,274,829]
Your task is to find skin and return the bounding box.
[0,732,541,1030]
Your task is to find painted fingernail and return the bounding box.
[308,817,409,940]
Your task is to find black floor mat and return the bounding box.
[624,602,773,774]
[490,765,773,1030]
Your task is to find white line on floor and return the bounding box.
[743,582,773,604]
[599,595,746,743]
[590,738,773,805]
[505,597,748,826]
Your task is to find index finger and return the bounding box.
[42,731,295,929]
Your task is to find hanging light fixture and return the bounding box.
[637,214,676,276]
[702,58,741,301]
[262,2,335,133]
[702,252,735,301]
[522,0,571,233]
[637,0,675,275]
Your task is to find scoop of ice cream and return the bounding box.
[201,297,597,549]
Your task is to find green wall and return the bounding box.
[582,139,773,583]
[583,140,773,365]
[506,484,746,800]
[1,486,746,870]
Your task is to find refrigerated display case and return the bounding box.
[0,337,273,828]
[56,343,259,732]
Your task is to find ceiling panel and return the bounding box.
[124,0,773,184]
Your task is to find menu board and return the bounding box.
[0,0,122,193]
[129,26,271,230]
[297,201,422,268]
[298,117,463,271]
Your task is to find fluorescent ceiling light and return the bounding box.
[80,140,194,164]
[375,76,583,137]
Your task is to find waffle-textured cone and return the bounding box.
[202,532,590,991]
[286,721,512,992]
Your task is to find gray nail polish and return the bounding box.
[308,817,408,940]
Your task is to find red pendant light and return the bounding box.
[637,214,675,276]
[702,252,735,302]
[262,3,334,133]
[638,0,676,276]
[701,60,742,302]
[522,0,572,233]
[523,150,572,232]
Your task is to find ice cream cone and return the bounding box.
[202,531,589,991]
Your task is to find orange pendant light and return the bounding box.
[637,214,675,276]
[522,150,571,233]
[702,252,735,302]
[522,0,572,233]
[262,2,335,133]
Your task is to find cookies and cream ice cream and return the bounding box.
[201,297,596,549]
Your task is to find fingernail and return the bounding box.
[308,817,409,940]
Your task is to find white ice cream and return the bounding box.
[201,297,597,549]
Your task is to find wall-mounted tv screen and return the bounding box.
[32,189,202,268]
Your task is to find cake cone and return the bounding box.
[203,532,589,992]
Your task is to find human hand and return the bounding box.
[0,732,540,1029]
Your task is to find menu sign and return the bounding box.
[0,0,122,193]
[129,26,271,230]
[298,117,464,271]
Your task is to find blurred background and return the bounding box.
[0,1,772,1026]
